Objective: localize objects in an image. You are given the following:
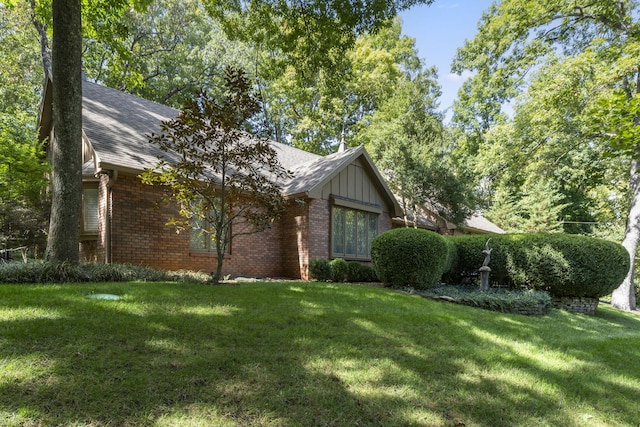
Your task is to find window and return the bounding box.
[332,206,378,259]
[190,215,230,254]
[82,187,98,234]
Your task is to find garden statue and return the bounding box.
[479,238,492,291]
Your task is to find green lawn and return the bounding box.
[1,281,639,427]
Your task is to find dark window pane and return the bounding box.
[345,209,356,256]
[357,211,367,256]
[332,207,345,255]
[368,214,378,257]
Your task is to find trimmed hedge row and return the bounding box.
[444,233,629,298]
[371,228,450,289]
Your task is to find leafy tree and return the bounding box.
[258,18,422,153]
[141,68,291,283]
[83,0,253,109]
[204,0,433,83]
[452,0,640,310]
[486,179,568,233]
[358,70,475,228]
[0,3,50,256]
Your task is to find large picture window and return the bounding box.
[332,206,378,259]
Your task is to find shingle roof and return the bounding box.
[41,80,502,231]
[82,81,178,172]
[81,81,324,177]
[464,213,505,234]
[282,147,363,196]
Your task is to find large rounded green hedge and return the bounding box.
[371,228,450,289]
[444,233,629,298]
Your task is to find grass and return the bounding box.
[0,281,639,427]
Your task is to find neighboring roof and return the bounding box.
[391,195,504,234]
[464,213,505,234]
[391,196,438,230]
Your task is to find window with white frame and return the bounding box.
[82,187,99,234]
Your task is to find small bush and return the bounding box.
[371,228,449,289]
[346,261,379,282]
[444,233,629,298]
[329,258,349,282]
[308,258,332,281]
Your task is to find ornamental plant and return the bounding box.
[371,228,450,289]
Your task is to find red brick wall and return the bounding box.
[308,198,330,262]
[280,199,308,279]
[109,173,283,278]
[93,173,396,279]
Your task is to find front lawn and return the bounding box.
[1,281,638,426]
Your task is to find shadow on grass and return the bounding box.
[0,282,639,426]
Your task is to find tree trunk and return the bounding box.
[45,0,83,263]
[611,157,639,311]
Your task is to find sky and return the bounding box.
[399,0,495,119]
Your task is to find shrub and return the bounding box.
[308,258,332,281]
[0,260,211,284]
[329,258,348,282]
[444,233,629,298]
[346,261,379,282]
[420,284,552,315]
[371,228,449,289]
[443,237,458,275]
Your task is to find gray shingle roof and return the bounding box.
[82,81,178,172]
[464,213,505,234]
[81,81,324,179]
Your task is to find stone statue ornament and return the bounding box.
[479,238,492,291]
[482,238,492,267]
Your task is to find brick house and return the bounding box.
[39,79,502,279]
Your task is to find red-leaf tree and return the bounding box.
[142,68,292,283]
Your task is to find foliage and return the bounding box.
[1,281,639,426]
[0,5,50,254]
[141,68,291,283]
[204,0,434,96]
[329,258,348,282]
[419,284,552,315]
[308,258,378,282]
[308,258,332,282]
[258,18,426,153]
[445,233,629,298]
[451,0,640,309]
[346,261,379,282]
[371,227,449,289]
[83,0,253,109]
[485,179,569,233]
[0,260,211,284]
[358,69,475,227]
